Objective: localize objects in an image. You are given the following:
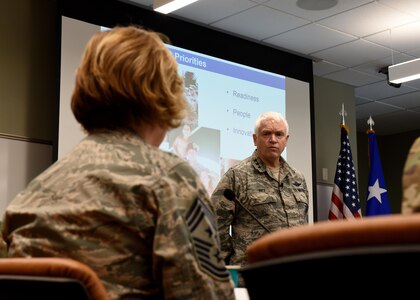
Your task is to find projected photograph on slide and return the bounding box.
[163,126,221,196]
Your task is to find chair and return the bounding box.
[0,257,110,300]
[240,214,420,299]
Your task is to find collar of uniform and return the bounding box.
[251,150,291,175]
[86,130,146,147]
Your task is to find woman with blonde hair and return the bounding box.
[2,25,235,300]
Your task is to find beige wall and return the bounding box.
[313,76,358,186]
[0,0,57,141]
[0,0,56,216]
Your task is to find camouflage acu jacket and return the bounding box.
[402,137,420,214]
[2,131,235,300]
[211,150,309,267]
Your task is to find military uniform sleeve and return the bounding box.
[292,169,310,224]
[152,162,235,300]
[210,170,236,265]
[0,222,7,258]
[300,175,310,224]
[402,137,420,214]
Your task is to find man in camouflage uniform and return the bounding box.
[2,26,234,300]
[401,137,420,214]
[211,112,309,286]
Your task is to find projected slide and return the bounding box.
[59,16,313,222]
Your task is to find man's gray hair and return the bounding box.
[254,112,289,135]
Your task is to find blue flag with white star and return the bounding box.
[365,131,391,216]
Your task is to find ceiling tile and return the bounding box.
[402,78,420,90]
[356,101,403,120]
[405,47,420,57]
[312,39,391,67]
[365,21,420,52]
[323,68,381,87]
[355,81,417,100]
[379,0,420,18]
[312,60,345,76]
[379,91,420,108]
[353,52,416,76]
[172,0,256,24]
[264,23,356,55]
[211,5,310,41]
[318,1,416,37]
[356,97,373,105]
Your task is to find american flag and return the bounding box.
[328,126,362,220]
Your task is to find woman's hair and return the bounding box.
[71,25,188,133]
[254,111,289,135]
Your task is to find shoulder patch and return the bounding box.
[185,197,230,280]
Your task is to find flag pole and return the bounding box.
[339,103,349,133]
[339,103,346,126]
[367,115,375,133]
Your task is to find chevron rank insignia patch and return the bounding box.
[185,197,230,280]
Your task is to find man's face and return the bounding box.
[253,118,289,164]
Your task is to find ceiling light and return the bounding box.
[378,66,401,88]
[388,58,420,84]
[153,0,199,14]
